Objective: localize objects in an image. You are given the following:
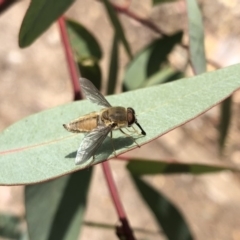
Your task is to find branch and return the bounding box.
[0,0,18,14]
[110,1,222,70]
[58,17,82,100]
[102,161,136,240]
[111,1,165,36]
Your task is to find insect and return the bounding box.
[63,78,146,165]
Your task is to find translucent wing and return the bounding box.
[80,78,111,108]
[75,125,112,165]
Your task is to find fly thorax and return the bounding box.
[101,110,109,120]
[109,107,126,121]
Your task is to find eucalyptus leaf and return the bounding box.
[0,214,23,239]
[107,33,119,95]
[77,58,102,90]
[127,159,239,175]
[131,176,193,240]
[219,96,232,152]
[186,0,206,74]
[152,0,179,5]
[66,19,102,60]
[0,64,240,185]
[102,0,132,59]
[143,66,184,87]
[26,169,92,240]
[19,0,75,47]
[123,32,183,91]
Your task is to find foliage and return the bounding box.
[0,0,238,239]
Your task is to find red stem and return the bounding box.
[0,0,17,14]
[112,2,165,36]
[102,161,136,240]
[58,15,134,239]
[111,1,221,70]
[58,16,82,100]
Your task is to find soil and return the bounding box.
[0,0,240,240]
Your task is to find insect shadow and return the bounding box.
[65,134,135,163]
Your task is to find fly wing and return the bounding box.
[80,78,112,108]
[75,125,112,165]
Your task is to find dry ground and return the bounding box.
[0,0,240,240]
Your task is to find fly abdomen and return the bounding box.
[63,113,99,133]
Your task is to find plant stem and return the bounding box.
[102,161,136,240]
[110,1,222,70]
[58,15,134,239]
[111,1,165,36]
[0,0,17,14]
[58,16,82,100]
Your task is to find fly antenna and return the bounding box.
[135,121,146,135]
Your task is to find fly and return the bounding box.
[63,78,146,165]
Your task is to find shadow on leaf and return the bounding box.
[65,134,135,164]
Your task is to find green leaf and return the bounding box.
[77,58,102,90]
[127,159,238,175]
[107,33,119,95]
[102,0,132,59]
[143,66,184,87]
[19,0,75,47]
[0,214,23,239]
[83,221,159,235]
[26,169,92,240]
[123,32,183,91]
[218,96,232,152]
[152,0,179,5]
[65,19,102,91]
[0,64,240,185]
[66,19,102,60]
[186,0,206,74]
[131,176,193,240]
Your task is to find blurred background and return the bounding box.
[0,0,240,239]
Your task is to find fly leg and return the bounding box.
[124,126,142,136]
[87,156,95,167]
[125,127,135,134]
[119,129,140,148]
[89,153,97,166]
[109,123,118,158]
[130,125,141,135]
[90,128,115,164]
[110,130,118,158]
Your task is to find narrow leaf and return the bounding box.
[77,58,102,90]
[19,0,75,47]
[123,32,183,91]
[219,96,232,152]
[131,176,193,240]
[102,0,132,59]
[143,66,184,87]
[107,33,119,95]
[0,214,23,239]
[0,64,240,185]
[153,0,179,5]
[84,221,159,235]
[127,159,238,175]
[186,0,206,74]
[66,19,102,60]
[26,169,92,240]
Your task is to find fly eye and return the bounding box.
[127,107,135,126]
